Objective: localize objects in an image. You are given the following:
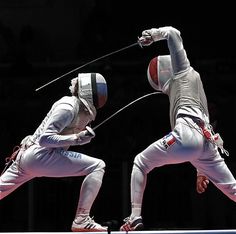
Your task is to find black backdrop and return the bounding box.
[0,0,236,231]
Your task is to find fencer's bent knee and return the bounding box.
[134,154,150,174]
[95,159,106,173]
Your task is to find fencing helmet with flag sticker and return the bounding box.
[147,55,173,94]
[69,73,108,109]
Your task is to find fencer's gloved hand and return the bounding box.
[196,175,209,194]
[138,28,165,47]
[76,126,95,145]
[138,30,154,47]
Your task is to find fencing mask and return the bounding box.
[147,55,173,93]
[69,73,108,109]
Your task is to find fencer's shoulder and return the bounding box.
[55,96,78,111]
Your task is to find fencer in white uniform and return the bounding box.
[120,26,236,231]
[0,73,108,232]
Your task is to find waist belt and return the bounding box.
[177,114,229,156]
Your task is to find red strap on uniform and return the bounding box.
[203,129,212,140]
[5,145,21,164]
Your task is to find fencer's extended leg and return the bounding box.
[192,143,236,202]
[0,161,33,200]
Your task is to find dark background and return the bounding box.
[0,0,236,231]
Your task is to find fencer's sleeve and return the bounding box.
[147,26,190,74]
[38,106,80,148]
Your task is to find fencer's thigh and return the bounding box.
[134,117,204,173]
[0,159,33,200]
[191,142,236,201]
[20,145,104,177]
[134,136,180,173]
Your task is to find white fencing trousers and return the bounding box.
[133,116,236,203]
[0,144,105,200]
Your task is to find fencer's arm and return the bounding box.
[139,26,190,74]
[38,108,94,147]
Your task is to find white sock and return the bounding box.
[75,211,89,223]
[131,204,142,218]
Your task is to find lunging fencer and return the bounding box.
[0,73,108,232]
[120,26,236,231]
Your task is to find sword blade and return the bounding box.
[35,42,139,92]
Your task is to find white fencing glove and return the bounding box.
[76,126,95,145]
[138,28,167,47]
[138,30,154,47]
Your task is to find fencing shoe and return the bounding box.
[71,216,108,232]
[120,216,144,231]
